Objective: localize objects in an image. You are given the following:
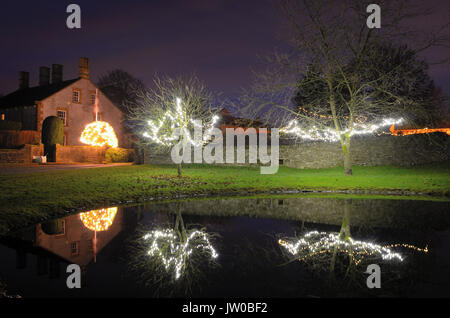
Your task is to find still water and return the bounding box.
[1,195,449,298]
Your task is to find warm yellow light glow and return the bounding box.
[80,121,118,148]
[390,124,450,136]
[79,207,118,232]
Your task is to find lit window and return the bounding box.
[72,89,81,103]
[57,110,67,126]
[71,242,79,255]
[1,114,4,120]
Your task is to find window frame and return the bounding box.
[72,88,82,104]
[56,108,68,127]
[70,241,80,256]
[89,90,96,105]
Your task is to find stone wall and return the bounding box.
[281,134,450,169]
[55,145,106,163]
[55,145,134,163]
[0,144,43,163]
[145,133,450,168]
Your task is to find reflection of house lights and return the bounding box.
[278,231,428,266]
[143,229,218,280]
[80,121,119,148]
[143,97,219,146]
[79,207,118,232]
[281,118,404,142]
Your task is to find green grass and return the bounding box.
[0,162,449,233]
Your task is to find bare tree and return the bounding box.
[97,69,146,114]
[126,74,219,176]
[243,0,449,175]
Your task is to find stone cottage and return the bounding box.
[0,57,129,147]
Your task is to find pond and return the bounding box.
[1,195,449,298]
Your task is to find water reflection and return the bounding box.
[0,207,125,292]
[277,200,430,295]
[79,207,118,232]
[37,207,122,268]
[126,205,219,296]
[0,195,449,297]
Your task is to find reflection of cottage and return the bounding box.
[36,208,124,266]
[0,57,129,147]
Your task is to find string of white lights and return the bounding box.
[280,118,404,142]
[143,97,219,147]
[143,228,218,280]
[278,230,420,265]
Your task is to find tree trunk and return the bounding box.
[177,163,182,177]
[342,137,352,175]
[339,200,352,240]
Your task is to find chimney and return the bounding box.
[79,57,90,79]
[51,64,63,84]
[19,71,29,90]
[39,66,50,86]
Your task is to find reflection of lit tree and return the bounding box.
[0,278,21,298]
[278,200,428,293]
[79,207,118,232]
[127,206,218,296]
[79,207,118,262]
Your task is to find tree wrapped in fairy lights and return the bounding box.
[242,0,446,175]
[126,74,219,176]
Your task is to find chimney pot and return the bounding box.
[52,64,63,84]
[19,71,29,90]
[79,57,90,79]
[39,66,50,86]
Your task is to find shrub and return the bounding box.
[0,120,22,131]
[105,147,135,163]
[41,116,63,145]
[42,116,63,162]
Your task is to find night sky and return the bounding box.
[0,0,449,103]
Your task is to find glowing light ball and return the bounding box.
[79,207,118,232]
[80,121,118,148]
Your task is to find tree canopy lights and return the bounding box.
[79,207,118,232]
[279,230,428,266]
[281,118,404,142]
[143,228,218,280]
[80,121,119,148]
[143,97,219,147]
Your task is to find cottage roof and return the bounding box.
[0,78,80,109]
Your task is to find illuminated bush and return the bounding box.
[105,147,134,163]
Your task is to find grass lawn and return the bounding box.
[0,162,449,233]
